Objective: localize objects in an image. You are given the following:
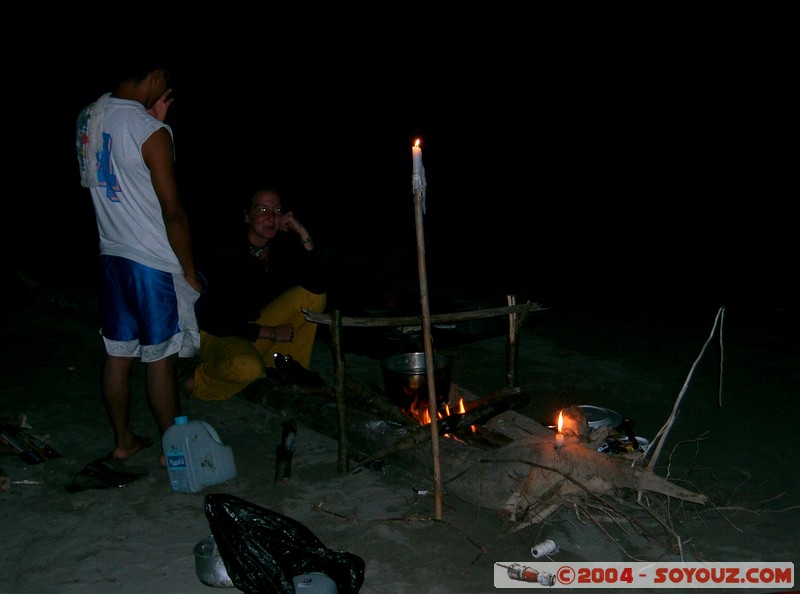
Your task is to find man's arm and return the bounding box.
[142,127,204,292]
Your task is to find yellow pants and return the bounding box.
[192,286,326,401]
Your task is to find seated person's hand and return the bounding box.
[270,324,294,342]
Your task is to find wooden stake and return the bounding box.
[413,187,442,520]
[331,310,349,473]
[506,294,518,388]
[646,306,725,471]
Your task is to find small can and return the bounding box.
[531,539,559,558]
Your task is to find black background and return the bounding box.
[9,15,796,311]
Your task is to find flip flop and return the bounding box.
[66,456,149,493]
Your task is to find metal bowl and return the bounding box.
[578,405,622,429]
[194,535,233,588]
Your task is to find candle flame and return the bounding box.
[414,138,420,148]
[557,410,564,433]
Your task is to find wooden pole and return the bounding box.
[413,188,442,520]
[302,302,545,328]
[331,310,349,473]
[506,294,518,388]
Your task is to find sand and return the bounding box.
[2,269,798,593]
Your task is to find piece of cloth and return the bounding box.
[192,286,326,400]
[98,255,200,361]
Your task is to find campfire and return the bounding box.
[358,391,708,552]
[405,395,477,436]
[247,368,710,559]
[276,297,718,555]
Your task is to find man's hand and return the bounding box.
[148,89,174,122]
[185,272,205,293]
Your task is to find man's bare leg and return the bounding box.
[102,354,152,459]
[145,353,181,466]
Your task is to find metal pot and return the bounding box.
[381,352,452,412]
[194,535,233,588]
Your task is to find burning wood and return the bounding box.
[350,387,527,470]
[409,387,529,429]
[245,375,708,554]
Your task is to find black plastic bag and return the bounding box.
[204,493,365,593]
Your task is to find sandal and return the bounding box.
[67,456,148,493]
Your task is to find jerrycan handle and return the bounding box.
[200,421,223,444]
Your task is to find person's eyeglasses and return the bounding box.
[253,206,283,216]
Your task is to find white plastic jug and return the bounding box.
[293,572,338,594]
[163,416,237,493]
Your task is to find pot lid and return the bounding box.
[578,405,623,429]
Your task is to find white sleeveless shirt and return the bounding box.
[84,96,182,274]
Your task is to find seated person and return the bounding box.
[184,186,327,400]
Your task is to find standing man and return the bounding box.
[76,59,203,465]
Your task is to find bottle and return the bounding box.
[162,416,237,493]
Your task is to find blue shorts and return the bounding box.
[98,255,201,362]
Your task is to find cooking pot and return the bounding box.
[194,534,233,588]
[381,352,452,412]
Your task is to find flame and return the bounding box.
[420,407,430,425]
[458,399,477,432]
[557,410,564,433]
[406,397,476,435]
[414,138,420,148]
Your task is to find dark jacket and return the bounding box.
[196,233,327,342]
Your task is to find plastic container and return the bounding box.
[163,416,237,493]
[293,572,338,593]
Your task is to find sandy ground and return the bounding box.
[1,268,798,593]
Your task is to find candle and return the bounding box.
[412,139,422,175]
[555,410,565,449]
[411,138,427,203]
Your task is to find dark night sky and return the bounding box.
[11,22,796,310]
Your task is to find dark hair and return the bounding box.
[242,178,289,209]
[115,53,175,84]
[243,186,284,210]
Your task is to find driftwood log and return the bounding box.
[244,380,707,524]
